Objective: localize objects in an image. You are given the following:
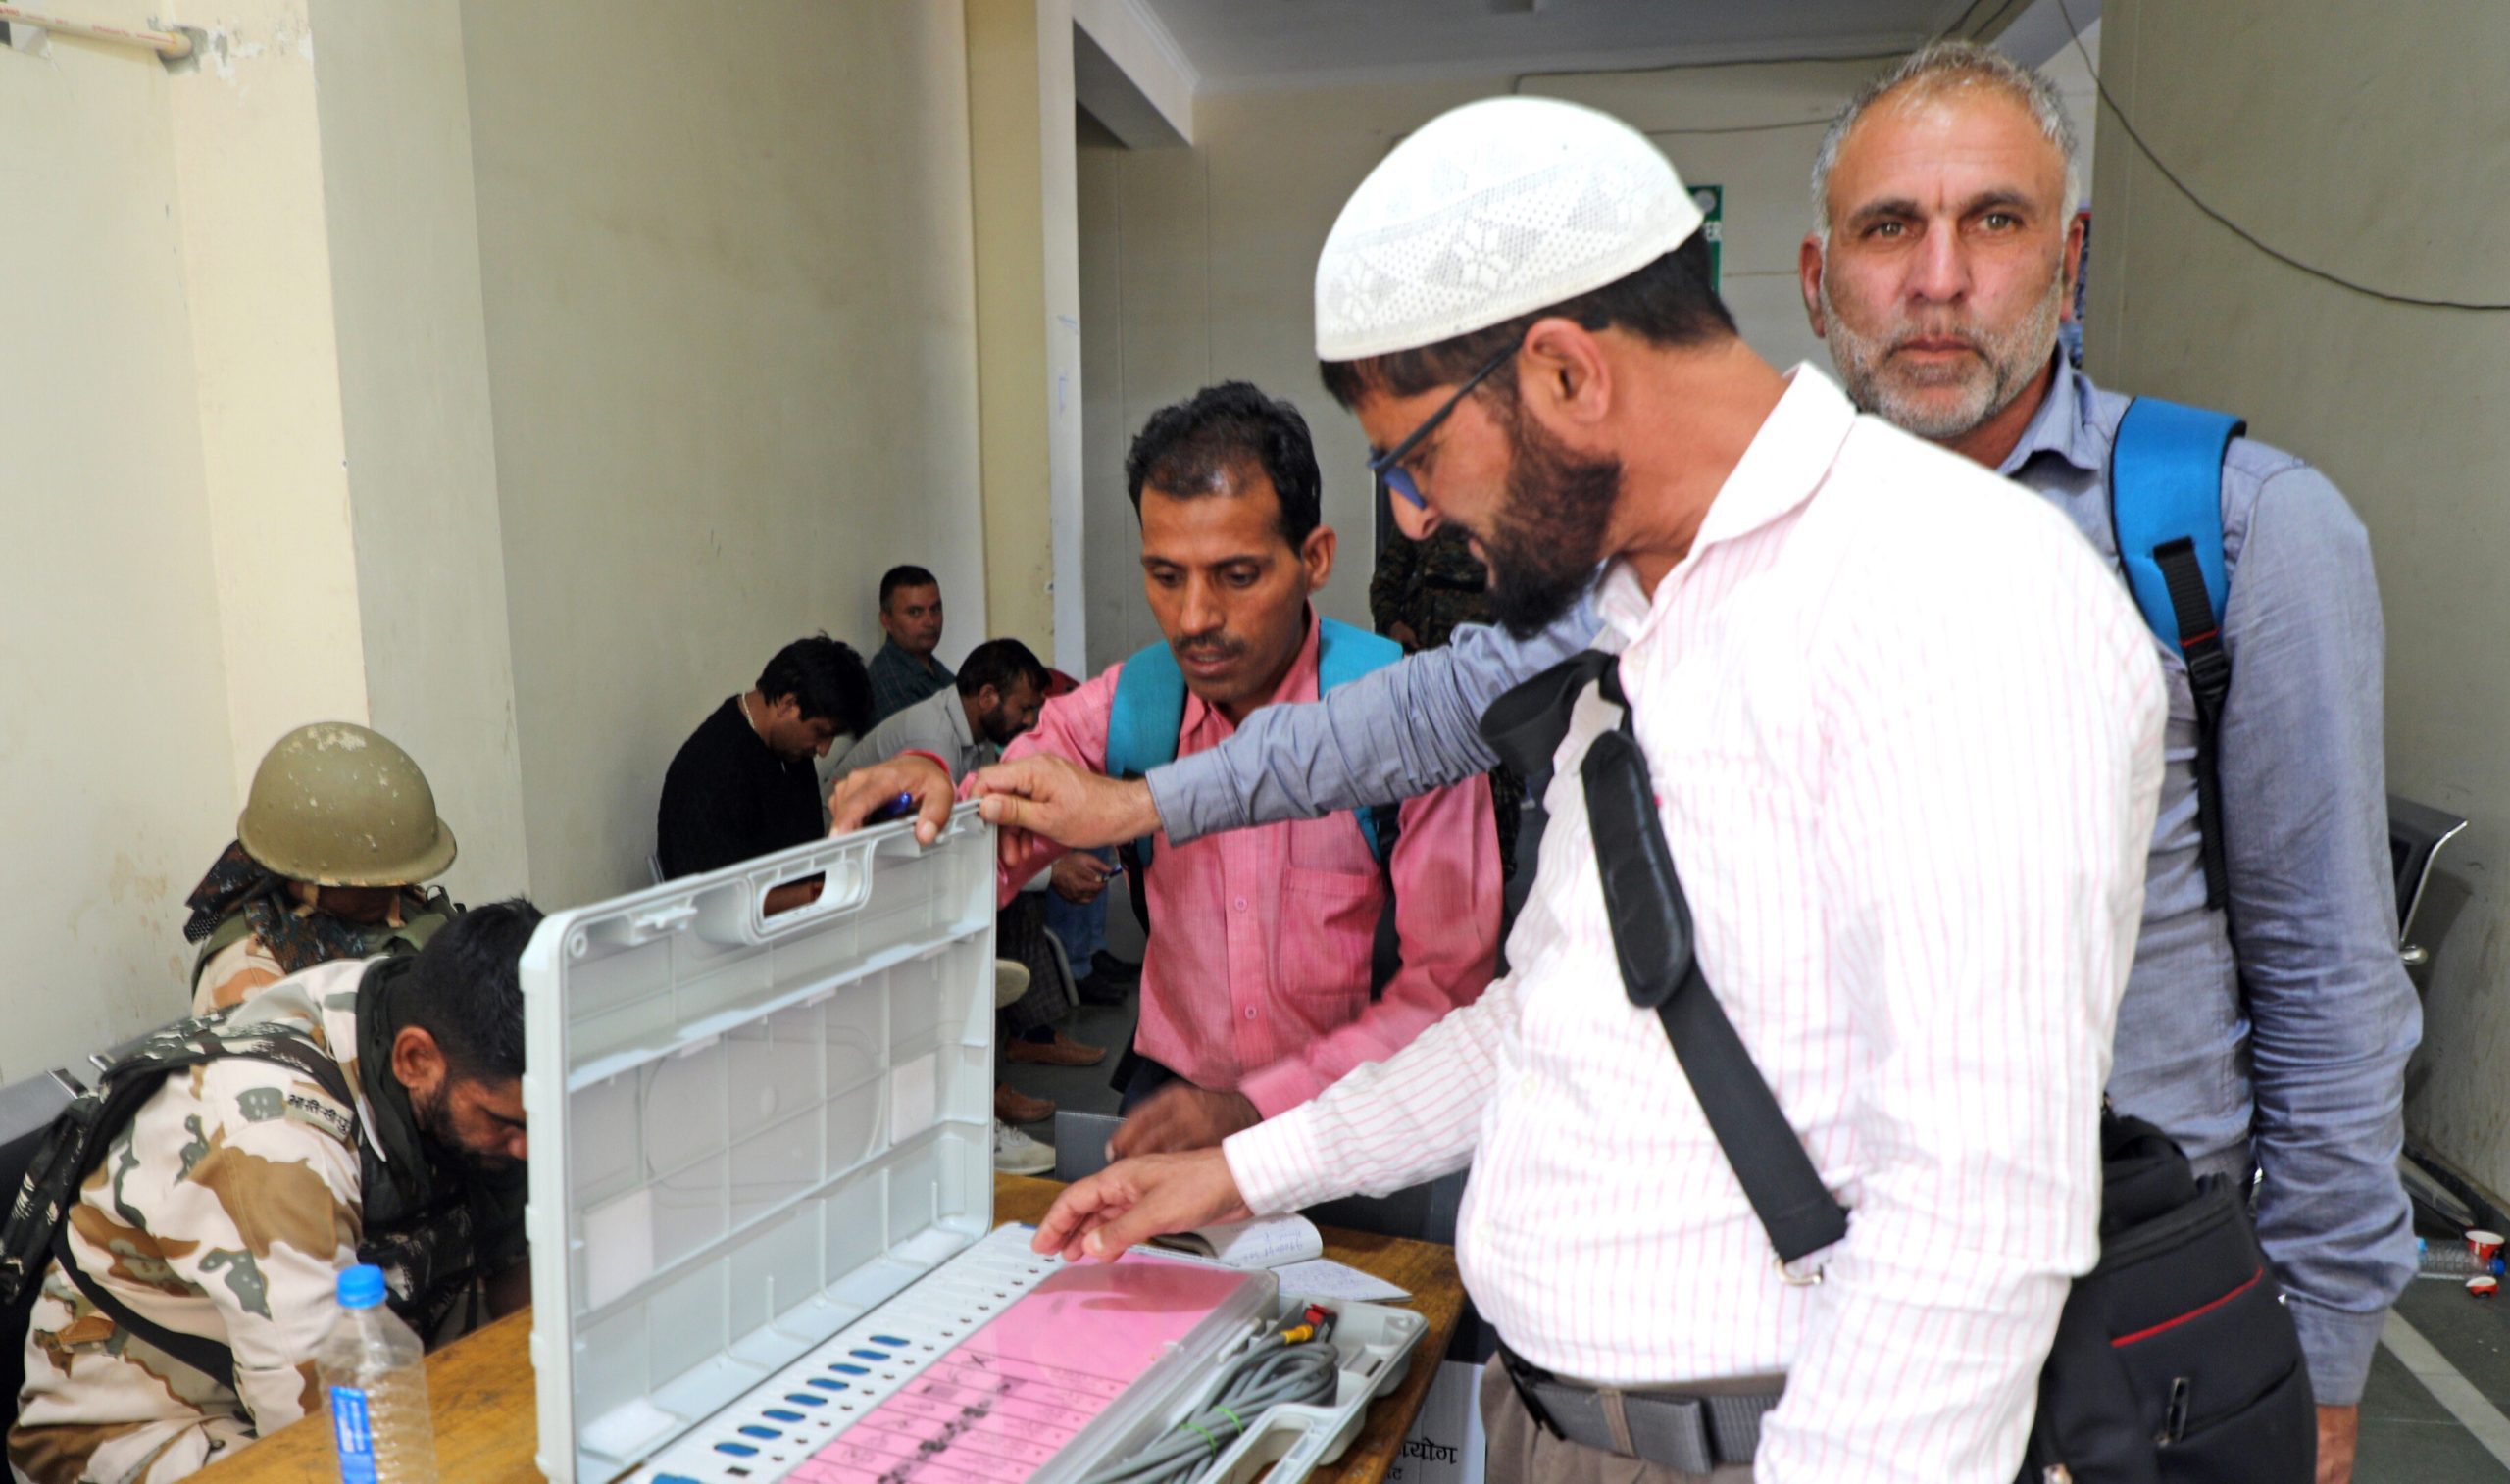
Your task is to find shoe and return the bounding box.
[992,1119,1054,1176]
[994,959,1032,1011]
[1004,1030,1108,1067]
[995,1083,1055,1124]
[1093,950,1141,985]
[1075,971,1129,1008]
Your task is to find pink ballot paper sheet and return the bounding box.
[788,1252,1260,1483]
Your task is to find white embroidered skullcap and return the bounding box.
[1315,96,1704,362]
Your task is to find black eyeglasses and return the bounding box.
[1366,334,1525,511]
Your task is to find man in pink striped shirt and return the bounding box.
[995,381,1501,1157]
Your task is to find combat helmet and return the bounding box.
[236,722,459,886]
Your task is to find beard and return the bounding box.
[1475,406,1623,638]
[417,1079,515,1176]
[1821,258,2066,441]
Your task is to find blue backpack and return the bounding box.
[2110,397,2246,913]
[1102,617,1404,870]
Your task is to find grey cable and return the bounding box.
[1079,1338,1342,1484]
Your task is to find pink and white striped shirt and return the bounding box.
[994,611,1501,1114]
[1226,370,2165,1483]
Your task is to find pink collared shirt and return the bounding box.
[992,613,1500,1115]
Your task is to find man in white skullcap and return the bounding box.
[1013,96,2168,1483]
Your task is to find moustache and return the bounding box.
[1170,634,1244,666]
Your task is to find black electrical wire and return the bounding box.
[2051,0,2510,312]
[1502,0,2507,312]
[1079,1337,1342,1484]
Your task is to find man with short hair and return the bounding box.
[658,635,873,909]
[9,901,544,1484]
[1799,55,2415,1476]
[979,95,2162,1482]
[182,723,461,1015]
[851,383,1505,1158]
[867,566,952,724]
[967,47,2416,1484]
[834,637,1047,781]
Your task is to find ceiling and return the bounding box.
[1129,0,1995,93]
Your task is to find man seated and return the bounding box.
[8,901,543,1484]
[834,636,1047,780]
[658,634,872,910]
[182,722,460,1015]
[992,381,1502,1155]
[866,565,954,724]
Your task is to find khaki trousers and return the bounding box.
[1478,1358,1757,1484]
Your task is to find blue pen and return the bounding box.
[866,791,917,825]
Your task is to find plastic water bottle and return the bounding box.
[315,1263,439,1482]
[2414,1237,2506,1280]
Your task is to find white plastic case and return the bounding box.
[524,807,999,1484]
[523,803,1429,1484]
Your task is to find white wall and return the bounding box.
[0,31,241,1070]
[1076,57,1905,671]
[462,0,990,911]
[2084,0,2510,1193]
[317,0,531,906]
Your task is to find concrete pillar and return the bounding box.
[966,0,1085,670]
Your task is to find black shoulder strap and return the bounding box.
[5,1020,356,1392]
[1484,652,1849,1267]
[2154,539,2234,912]
[49,1214,236,1390]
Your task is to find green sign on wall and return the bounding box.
[1693,185,1724,292]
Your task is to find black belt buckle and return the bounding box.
[1498,1342,1565,1439]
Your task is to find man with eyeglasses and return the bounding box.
[948,44,2413,1484]
[968,96,2163,1483]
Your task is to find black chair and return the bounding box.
[2389,794,2470,968]
[0,1068,83,1440]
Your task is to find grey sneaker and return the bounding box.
[991,1118,1054,1176]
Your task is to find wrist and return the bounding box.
[1124,776,1162,837]
[899,749,952,784]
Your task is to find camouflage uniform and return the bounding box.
[182,840,454,1017]
[11,961,378,1484]
[1369,526,1524,877]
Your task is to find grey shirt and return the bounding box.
[1145,359,2420,1404]
[833,684,992,781]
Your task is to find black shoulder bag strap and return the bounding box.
[49,1216,237,1390]
[1482,650,1850,1269]
[25,1026,359,1394]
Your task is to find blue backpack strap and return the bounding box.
[2110,396,2244,912]
[1104,620,1407,868]
[1314,618,1405,866]
[1104,640,1189,868]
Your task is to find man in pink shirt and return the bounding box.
[1007,381,1501,1156]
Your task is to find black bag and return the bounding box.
[0,1014,357,1421]
[1481,651,2314,1484]
[2020,1113,2316,1482]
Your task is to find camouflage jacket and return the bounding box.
[1368,525,1494,654]
[11,962,409,1484]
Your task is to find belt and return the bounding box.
[1498,1343,1782,1473]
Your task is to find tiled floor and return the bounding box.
[998,991,1134,1135]
[2358,1270,2510,1481]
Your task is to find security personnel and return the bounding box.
[181,723,459,1014]
[8,903,540,1484]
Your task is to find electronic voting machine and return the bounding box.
[522,805,1427,1483]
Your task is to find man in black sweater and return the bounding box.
[657,635,872,909]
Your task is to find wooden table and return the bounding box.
[193,1173,1465,1482]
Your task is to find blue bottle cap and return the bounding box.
[337,1263,387,1310]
